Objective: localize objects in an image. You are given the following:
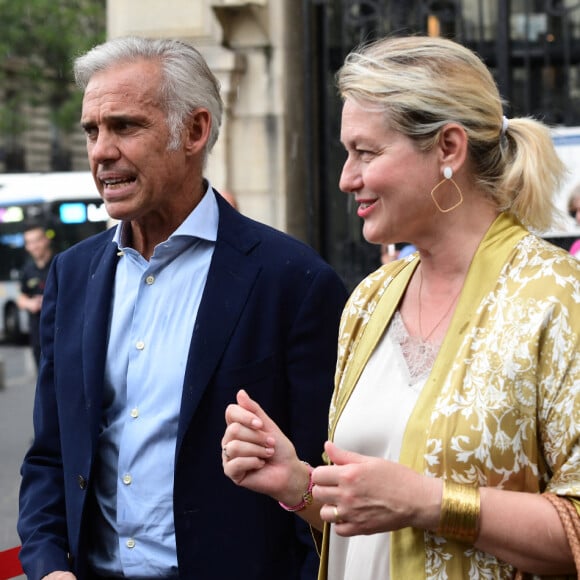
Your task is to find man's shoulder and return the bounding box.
[220,212,347,297]
[228,211,328,266]
[55,227,116,264]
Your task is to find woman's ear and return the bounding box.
[438,123,468,171]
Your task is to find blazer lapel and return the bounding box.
[75,199,263,453]
[177,200,261,448]
[82,235,119,442]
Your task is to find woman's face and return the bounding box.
[339,98,438,246]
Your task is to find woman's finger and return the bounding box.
[222,415,276,453]
[222,456,267,483]
[222,439,275,462]
[235,389,284,434]
[312,463,341,487]
[225,402,262,428]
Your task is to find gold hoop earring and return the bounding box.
[430,169,463,213]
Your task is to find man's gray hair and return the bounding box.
[74,36,223,154]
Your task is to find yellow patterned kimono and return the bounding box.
[318,213,580,580]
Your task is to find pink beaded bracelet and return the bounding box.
[278,462,314,512]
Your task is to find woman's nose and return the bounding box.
[339,157,362,193]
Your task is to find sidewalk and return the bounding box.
[0,344,36,579]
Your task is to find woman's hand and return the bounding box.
[222,389,308,505]
[313,441,442,536]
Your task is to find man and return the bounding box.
[16,223,53,368]
[18,37,347,580]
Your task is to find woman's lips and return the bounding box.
[357,199,378,218]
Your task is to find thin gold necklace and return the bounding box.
[417,268,462,342]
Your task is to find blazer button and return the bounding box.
[78,475,87,490]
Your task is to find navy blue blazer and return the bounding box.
[18,191,348,580]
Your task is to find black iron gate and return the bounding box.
[303,0,580,290]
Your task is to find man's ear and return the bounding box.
[438,123,468,171]
[184,108,211,156]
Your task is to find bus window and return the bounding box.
[0,172,111,342]
[0,229,26,281]
[45,199,110,253]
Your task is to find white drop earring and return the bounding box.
[430,166,463,213]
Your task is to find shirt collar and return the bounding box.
[112,180,219,249]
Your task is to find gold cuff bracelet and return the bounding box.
[437,480,481,544]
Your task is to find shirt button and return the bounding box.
[130,407,139,418]
[78,475,87,490]
[122,473,132,485]
[126,538,136,549]
[135,341,145,350]
[145,275,155,285]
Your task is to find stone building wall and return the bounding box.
[107,0,298,235]
[0,1,305,238]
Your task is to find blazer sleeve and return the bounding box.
[17,254,73,578]
[284,265,348,579]
[286,264,347,463]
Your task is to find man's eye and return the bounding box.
[116,121,139,132]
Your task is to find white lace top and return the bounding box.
[328,311,438,580]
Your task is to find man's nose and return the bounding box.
[89,131,120,163]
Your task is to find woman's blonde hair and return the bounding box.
[337,35,566,231]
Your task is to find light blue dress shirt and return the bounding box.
[88,185,218,577]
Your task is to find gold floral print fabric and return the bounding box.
[321,214,580,580]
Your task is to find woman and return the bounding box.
[222,35,580,579]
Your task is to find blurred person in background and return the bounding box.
[567,184,580,257]
[222,35,580,579]
[379,243,398,264]
[380,243,416,265]
[16,223,54,368]
[397,243,416,259]
[17,36,347,580]
[219,188,238,210]
[568,184,580,225]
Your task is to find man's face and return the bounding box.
[23,228,50,262]
[80,58,191,224]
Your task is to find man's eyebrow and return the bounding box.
[81,113,143,129]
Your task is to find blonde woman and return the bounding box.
[223,35,580,579]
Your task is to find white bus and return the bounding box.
[0,172,111,342]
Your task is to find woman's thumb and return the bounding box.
[324,440,365,465]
